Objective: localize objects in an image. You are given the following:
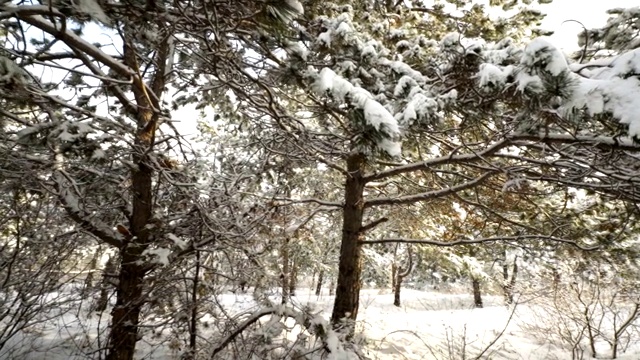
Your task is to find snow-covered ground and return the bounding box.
[6,287,640,359]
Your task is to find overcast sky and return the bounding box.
[542,0,638,49]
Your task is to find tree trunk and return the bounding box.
[107,257,145,360]
[393,275,402,307]
[315,270,324,296]
[95,256,116,312]
[188,250,201,357]
[106,35,160,359]
[472,277,483,308]
[391,263,397,290]
[331,153,366,328]
[393,246,413,307]
[281,237,290,304]
[289,257,297,297]
[503,255,518,306]
[107,152,153,360]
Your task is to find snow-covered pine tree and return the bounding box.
[212,0,640,338]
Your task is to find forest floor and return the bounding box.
[290,288,640,360]
[7,287,640,359]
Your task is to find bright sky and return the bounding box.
[543,0,638,50]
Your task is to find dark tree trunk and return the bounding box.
[188,250,201,357]
[331,153,366,328]
[391,263,397,290]
[393,246,413,307]
[393,276,402,307]
[315,270,324,296]
[95,256,115,313]
[106,156,153,360]
[472,277,483,308]
[503,255,518,306]
[281,237,290,304]
[288,257,297,297]
[107,256,145,360]
[106,36,161,360]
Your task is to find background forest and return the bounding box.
[1,0,640,359]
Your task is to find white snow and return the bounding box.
[521,37,569,76]
[142,247,171,266]
[285,0,304,15]
[516,39,640,138]
[311,68,402,156]
[16,287,640,359]
[317,31,332,47]
[167,233,188,250]
[477,63,514,89]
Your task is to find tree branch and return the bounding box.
[361,217,388,233]
[361,235,599,251]
[13,10,134,78]
[54,173,123,248]
[364,172,494,208]
[364,139,509,183]
[506,133,640,152]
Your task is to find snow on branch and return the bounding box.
[310,67,402,156]
[482,36,640,139]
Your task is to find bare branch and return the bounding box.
[364,139,509,183]
[506,133,640,152]
[364,172,494,208]
[273,197,343,208]
[13,10,134,78]
[361,235,599,251]
[361,217,389,233]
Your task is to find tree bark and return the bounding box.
[106,129,153,360]
[393,276,402,307]
[107,258,145,360]
[95,256,116,313]
[281,237,290,304]
[391,263,397,290]
[503,255,518,306]
[188,250,201,357]
[315,270,324,296]
[288,257,297,297]
[393,246,412,307]
[331,153,366,328]
[472,277,483,308]
[106,32,163,360]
